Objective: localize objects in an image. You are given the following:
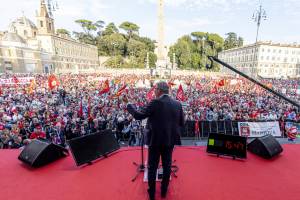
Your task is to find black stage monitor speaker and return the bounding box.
[67,129,120,166]
[247,134,283,159]
[18,139,69,168]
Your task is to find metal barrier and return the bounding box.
[182,121,239,138]
[100,119,295,140]
[181,120,288,139]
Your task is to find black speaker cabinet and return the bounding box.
[18,139,69,168]
[247,134,283,159]
[67,130,120,166]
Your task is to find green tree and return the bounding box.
[102,23,119,36]
[74,19,105,45]
[135,36,156,52]
[238,36,244,47]
[191,53,202,69]
[94,20,105,36]
[105,55,125,68]
[207,33,224,54]
[148,52,157,68]
[224,32,244,50]
[127,39,147,57]
[56,28,70,36]
[119,22,140,40]
[191,32,207,53]
[97,33,127,56]
[75,19,97,35]
[169,32,224,70]
[126,39,148,67]
[169,35,195,69]
[73,31,95,45]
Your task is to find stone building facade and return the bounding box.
[219,41,300,78]
[0,0,99,74]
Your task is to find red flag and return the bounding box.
[48,74,59,90]
[176,84,186,102]
[146,86,156,102]
[168,81,176,88]
[28,79,35,94]
[195,120,200,136]
[12,76,19,84]
[210,85,218,93]
[114,84,127,97]
[99,80,110,95]
[0,86,2,96]
[196,82,202,90]
[78,99,83,118]
[218,79,225,87]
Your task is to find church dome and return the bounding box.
[10,17,37,29]
[2,32,26,43]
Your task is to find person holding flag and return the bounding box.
[99,80,110,95]
[28,79,36,95]
[176,84,186,102]
[114,84,127,98]
[146,85,156,102]
[48,74,59,90]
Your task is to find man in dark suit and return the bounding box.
[127,82,184,200]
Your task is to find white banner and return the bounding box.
[0,77,34,85]
[238,121,281,137]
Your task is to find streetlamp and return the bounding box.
[112,42,118,67]
[46,0,59,18]
[252,4,267,44]
[252,3,267,76]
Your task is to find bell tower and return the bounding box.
[36,0,55,35]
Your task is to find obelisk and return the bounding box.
[156,0,167,68]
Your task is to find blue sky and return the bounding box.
[0,0,299,45]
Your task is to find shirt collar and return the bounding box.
[159,94,169,99]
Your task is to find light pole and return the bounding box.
[46,0,59,18]
[146,52,150,69]
[112,42,117,67]
[252,3,267,44]
[252,3,267,76]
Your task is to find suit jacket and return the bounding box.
[127,95,184,147]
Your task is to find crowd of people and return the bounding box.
[0,72,299,149]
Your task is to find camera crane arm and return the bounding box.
[208,56,300,110]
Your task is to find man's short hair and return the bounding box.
[156,81,169,94]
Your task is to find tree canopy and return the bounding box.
[71,19,155,68]
[224,32,244,50]
[168,32,226,71]
[64,19,243,70]
[102,23,119,36]
[56,28,70,36]
[119,22,140,39]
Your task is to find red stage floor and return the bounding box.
[1,145,300,200]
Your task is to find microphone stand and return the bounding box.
[131,124,146,182]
